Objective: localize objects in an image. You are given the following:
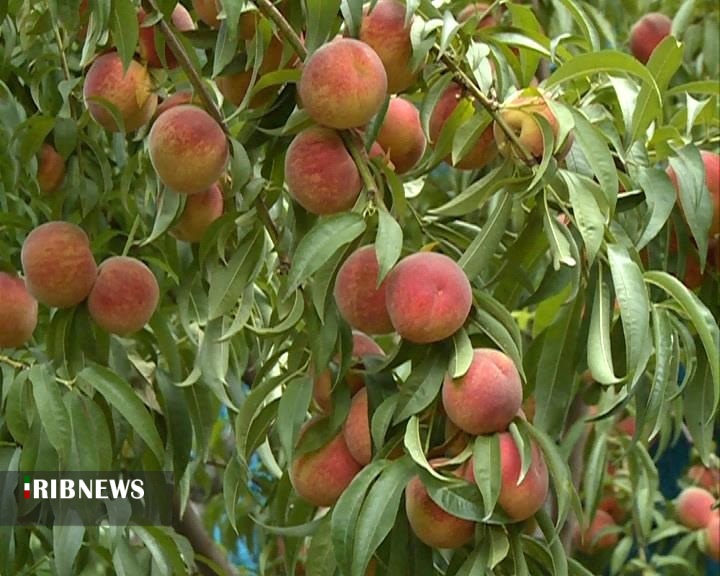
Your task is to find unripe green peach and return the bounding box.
[83,52,157,132]
[429,83,497,170]
[88,257,159,336]
[138,5,195,69]
[333,245,393,335]
[298,38,387,129]
[575,509,619,554]
[359,0,417,94]
[290,418,363,507]
[676,487,716,530]
[172,183,224,243]
[313,330,384,413]
[0,272,38,348]
[385,252,472,343]
[21,222,97,309]
[376,97,426,173]
[37,143,65,194]
[405,462,475,548]
[148,105,229,195]
[629,13,672,64]
[284,126,362,215]
[442,348,523,435]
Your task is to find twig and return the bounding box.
[340,131,381,203]
[0,355,28,370]
[254,0,307,60]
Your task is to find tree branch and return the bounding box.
[253,0,307,60]
[340,131,380,203]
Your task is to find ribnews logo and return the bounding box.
[1,472,173,526]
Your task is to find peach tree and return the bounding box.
[0,0,718,575]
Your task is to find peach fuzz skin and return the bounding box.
[87,256,159,336]
[442,348,523,435]
[376,97,426,174]
[0,273,38,349]
[21,221,97,309]
[385,252,472,343]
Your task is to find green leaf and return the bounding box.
[53,524,84,576]
[393,348,447,423]
[224,457,250,533]
[582,432,607,520]
[305,515,336,576]
[587,263,620,384]
[635,167,677,249]
[535,507,568,576]
[449,328,474,379]
[305,0,342,52]
[459,193,513,280]
[29,365,71,466]
[472,434,501,520]
[110,0,139,70]
[78,365,164,464]
[287,213,367,294]
[403,416,445,481]
[561,171,606,264]
[156,371,192,481]
[277,376,313,460]
[375,208,403,284]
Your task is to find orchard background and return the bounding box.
[0,0,719,575]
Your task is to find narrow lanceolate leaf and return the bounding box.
[30,365,71,466]
[287,213,367,294]
[644,307,673,439]
[375,208,403,284]
[110,0,138,70]
[582,432,608,519]
[404,416,445,481]
[393,348,447,423]
[635,167,676,249]
[459,192,513,280]
[305,515,336,576]
[277,376,313,460]
[472,434,501,520]
[535,507,568,576]
[449,328,474,379]
[561,171,606,264]
[587,263,620,384]
[607,243,650,383]
[223,457,250,534]
[78,365,165,464]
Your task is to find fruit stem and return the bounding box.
[340,131,381,204]
[0,355,28,370]
[254,0,307,60]
[437,51,537,165]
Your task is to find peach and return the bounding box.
[37,143,65,194]
[429,83,497,170]
[494,91,569,162]
[405,462,475,548]
[575,509,619,554]
[598,495,627,524]
[192,0,220,28]
[376,97,426,173]
[333,245,393,335]
[688,465,720,496]
[359,0,417,93]
[629,13,673,64]
[298,38,387,129]
[21,222,97,309]
[284,126,362,215]
[676,487,716,530]
[465,433,549,521]
[615,416,637,437]
[290,417,363,507]
[385,252,472,343]
[313,330,384,413]
[148,104,229,195]
[138,5,195,69]
[443,419,470,457]
[0,273,38,348]
[342,388,372,465]
[458,3,500,28]
[83,52,157,132]
[87,257,159,336]
[442,348,523,435]
[705,513,720,560]
[667,151,720,240]
[155,90,195,117]
[172,183,224,243]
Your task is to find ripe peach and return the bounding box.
[465,433,549,521]
[138,5,195,69]
[148,105,229,195]
[629,13,673,65]
[172,183,224,243]
[667,151,720,240]
[385,252,472,343]
[376,97,426,173]
[83,52,157,132]
[343,388,372,465]
[676,487,716,530]
[192,0,220,28]
[442,348,522,435]
[359,0,417,94]
[37,143,65,194]
[0,273,38,348]
[313,331,384,413]
[615,416,637,437]
[155,90,195,117]
[21,222,97,309]
[705,513,720,560]
[405,462,475,548]
[598,495,627,524]
[429,83,497,170]
[333,245,393,335]
[87,257,159,336]
[688,465,720,496]
[290,418,363,507]
[298,38,387,129]
[575,509,619,554]
[284,126,362,215]
[494,91,569,162]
